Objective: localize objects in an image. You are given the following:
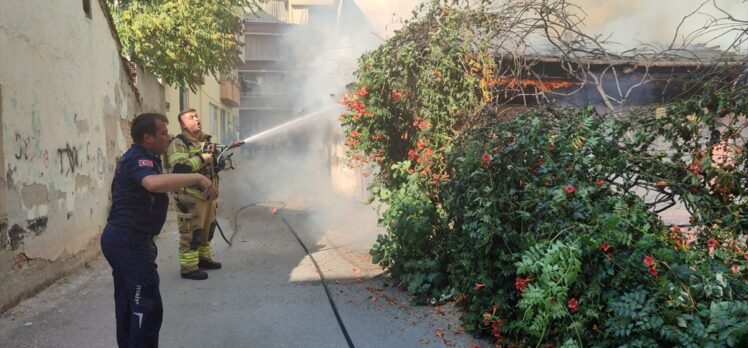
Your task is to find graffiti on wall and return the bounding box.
[83,142,106,180]
[57,143,80,176]
[13,132,33,161]
[8,133,107,182]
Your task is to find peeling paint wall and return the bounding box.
[0,0,164,311]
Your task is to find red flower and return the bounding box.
[567,298,578,312]
[390,89,403,101]
[481,152,491,167]
[600,242,610,252]
[565,185,576,196]
[707,239,719,249]
[643,255,656,267]
[595,178,605,187]
[417,139,426,150]
[515,277,531,292]
[407,149,418,161]
[474,283,486,290]
[356,86,368,97]
[673,236,690,250]
[729,241,742,253]
[491,319,505,339]
[687,160,702,176]
[648,267,658,277]
[731,265,740,274]
[744,253,748,261]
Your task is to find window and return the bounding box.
[83,0,92,19]
[221,109,228,142]
[244,35,285,61]
[209,104,219,136]
[239,72,290,96]
[179,88,189,112]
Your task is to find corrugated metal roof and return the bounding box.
[246,0,289,23]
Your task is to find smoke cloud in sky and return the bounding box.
[353,0,746,51]
[351,0,424,38]
[571,0,747,51]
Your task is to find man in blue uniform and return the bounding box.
[101,113,214,348]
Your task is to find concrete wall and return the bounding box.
[0,0,164,312]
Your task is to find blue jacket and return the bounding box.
[106,144,169,235]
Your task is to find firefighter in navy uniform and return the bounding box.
[167,108,226,280]
[101,113,213,348]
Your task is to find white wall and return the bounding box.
[0,0,164,311]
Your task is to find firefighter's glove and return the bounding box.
[201,142,218,154]
[199,143,217,163]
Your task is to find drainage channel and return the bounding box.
[232,201,356,348]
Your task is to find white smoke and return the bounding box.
[572,0,747,51]
[353,0,747,51]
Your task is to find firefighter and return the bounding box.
[101,113,213,347]
[167,108,224,280]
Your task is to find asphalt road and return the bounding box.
[0,165,489,348]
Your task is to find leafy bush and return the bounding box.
[369,161,449,302]
[442,108,748,346]
[339,1,748,346]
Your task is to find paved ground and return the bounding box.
[0,161,490,348]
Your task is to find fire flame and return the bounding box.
[489,77,575,92]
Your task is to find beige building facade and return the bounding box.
[163,78,241,145]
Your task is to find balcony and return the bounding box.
[220,79,240,108]
[237,60,293,72]
[240,93,296,110]
[290,0,335,5]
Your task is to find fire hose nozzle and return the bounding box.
[229,140,245,149]
[201,142,228,154]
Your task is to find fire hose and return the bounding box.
[200,139,355,347]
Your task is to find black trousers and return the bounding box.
[101,226,163,348]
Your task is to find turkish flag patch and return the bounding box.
[138,159,154,167]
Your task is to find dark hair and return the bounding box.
[177,108,197,125]
[131,113,169,144]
